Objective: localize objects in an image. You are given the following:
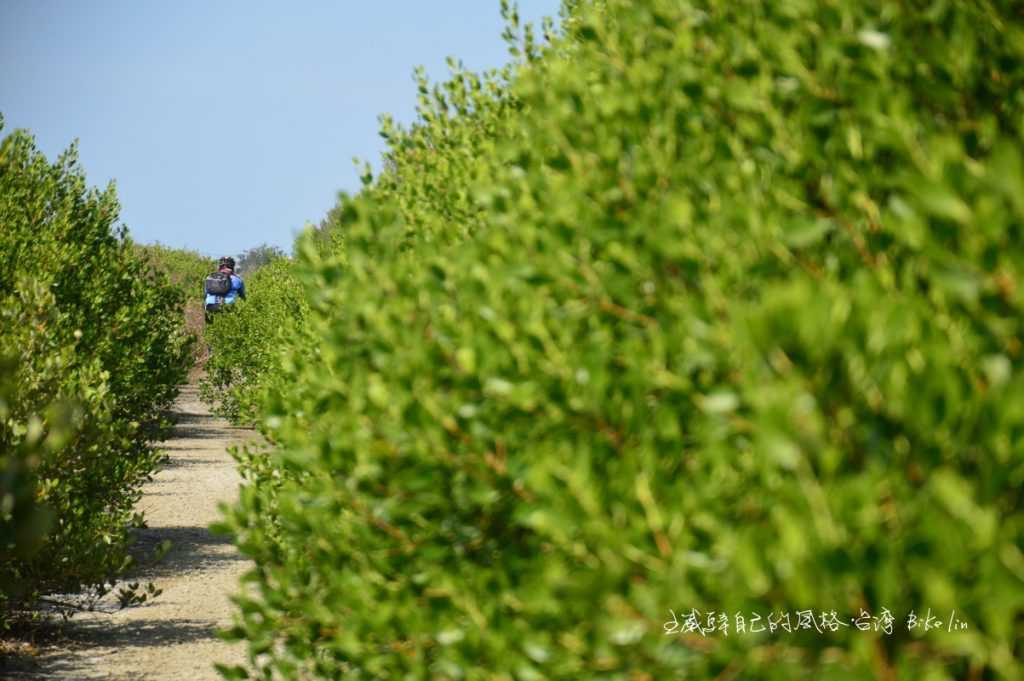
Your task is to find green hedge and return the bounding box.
[0,120,194,620]
[136,242,215,294]
[136,243,215,360]
[217,1,1023,679]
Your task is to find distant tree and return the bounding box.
[235,243,286,275]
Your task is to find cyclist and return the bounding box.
[204,256,246,323]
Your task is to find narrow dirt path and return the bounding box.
[7,384,252,680]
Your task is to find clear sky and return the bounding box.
[0,1,561,256]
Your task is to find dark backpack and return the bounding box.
[205,271,233,296]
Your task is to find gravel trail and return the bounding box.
[4,384,253,680]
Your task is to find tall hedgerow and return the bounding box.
[0,120,194,621]
[135,243,215,365]
[135,243,214,293]
[218,1,1023,679]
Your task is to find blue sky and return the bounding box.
[0,1,561,256]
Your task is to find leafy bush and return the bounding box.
[218,1,1024,679]
[135,243,215,293]
[0,120,194,621]
[136,243,215,360]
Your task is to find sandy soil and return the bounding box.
[4,384,254,680]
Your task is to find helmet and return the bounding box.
[219,256,236,270]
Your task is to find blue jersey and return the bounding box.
[205,272,245,305]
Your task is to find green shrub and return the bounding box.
[0,120,194,620]
[136,243,215,357]
[135,243,215,293]
[220,1,1024,679]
